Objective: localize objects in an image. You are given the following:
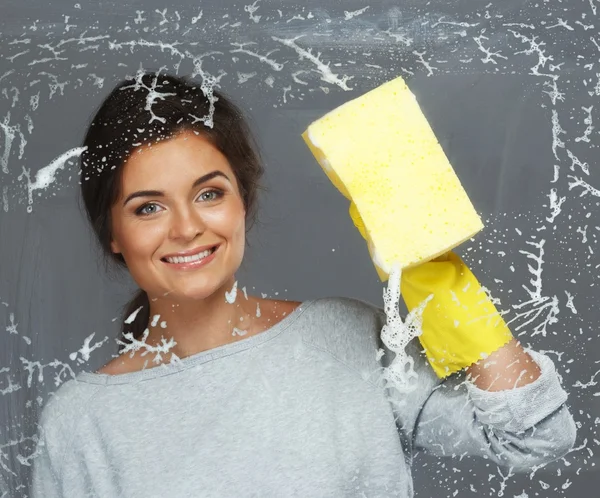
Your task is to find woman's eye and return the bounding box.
[199,189,224,202]
[134,190,223,216]
[136,203,162,216]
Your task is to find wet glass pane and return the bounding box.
[0,1,597,497]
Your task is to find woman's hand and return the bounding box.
[400,251,515,379]
[350,201,539,384]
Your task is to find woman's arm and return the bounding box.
[413,349,576,471]
[31,438,62,498]
[382,335,577,472]
[388,251,577,468]
[466,338,542,391]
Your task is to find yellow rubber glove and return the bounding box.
[349,201,514,379]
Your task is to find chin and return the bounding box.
[168,279,233,303]
[150,260,241,303]
[171,287,221,303]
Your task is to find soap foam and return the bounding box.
[379,262,432,395]
[371,245,391,275]
[225,280,238,303]
[306,130,332,172]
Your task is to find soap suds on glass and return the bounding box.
[1,2,598,496]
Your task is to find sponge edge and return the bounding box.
[302,76,484,280]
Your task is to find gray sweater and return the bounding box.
[31,297,577,497]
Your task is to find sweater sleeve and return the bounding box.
[30,410,65,498]
[29,379,93,498]
[371,302,577,471]
[396,342,577,471]
[31,436,63,498]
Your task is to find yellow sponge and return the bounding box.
[302,76,484,280]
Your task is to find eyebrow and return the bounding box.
[123,170,230,206]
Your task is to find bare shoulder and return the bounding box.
[95,298,303,375]
[95,361,117,375]
[258,298,302,318]
[95,355,139,375]
[249,297,303,332]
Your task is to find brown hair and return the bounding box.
[79,72,265,352]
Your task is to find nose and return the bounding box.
[168,205,205,242]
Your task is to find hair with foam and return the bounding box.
[79,71,266,352]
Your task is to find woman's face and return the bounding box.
[110,131,246,303]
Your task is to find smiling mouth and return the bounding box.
[161,246,218,264]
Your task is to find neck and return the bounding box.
[142,280,260,361]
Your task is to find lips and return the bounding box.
[160,244,220,262]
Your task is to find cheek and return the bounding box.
[116,221,165,261]
[236,216,246,240]
[231,208,246,234]
[204,202,246,236]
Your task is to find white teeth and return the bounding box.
[165,248,214,264]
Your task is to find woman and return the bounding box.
[31,72,576,497]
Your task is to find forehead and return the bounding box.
[120,131,234,184]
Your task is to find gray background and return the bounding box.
[1,0,599,496]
